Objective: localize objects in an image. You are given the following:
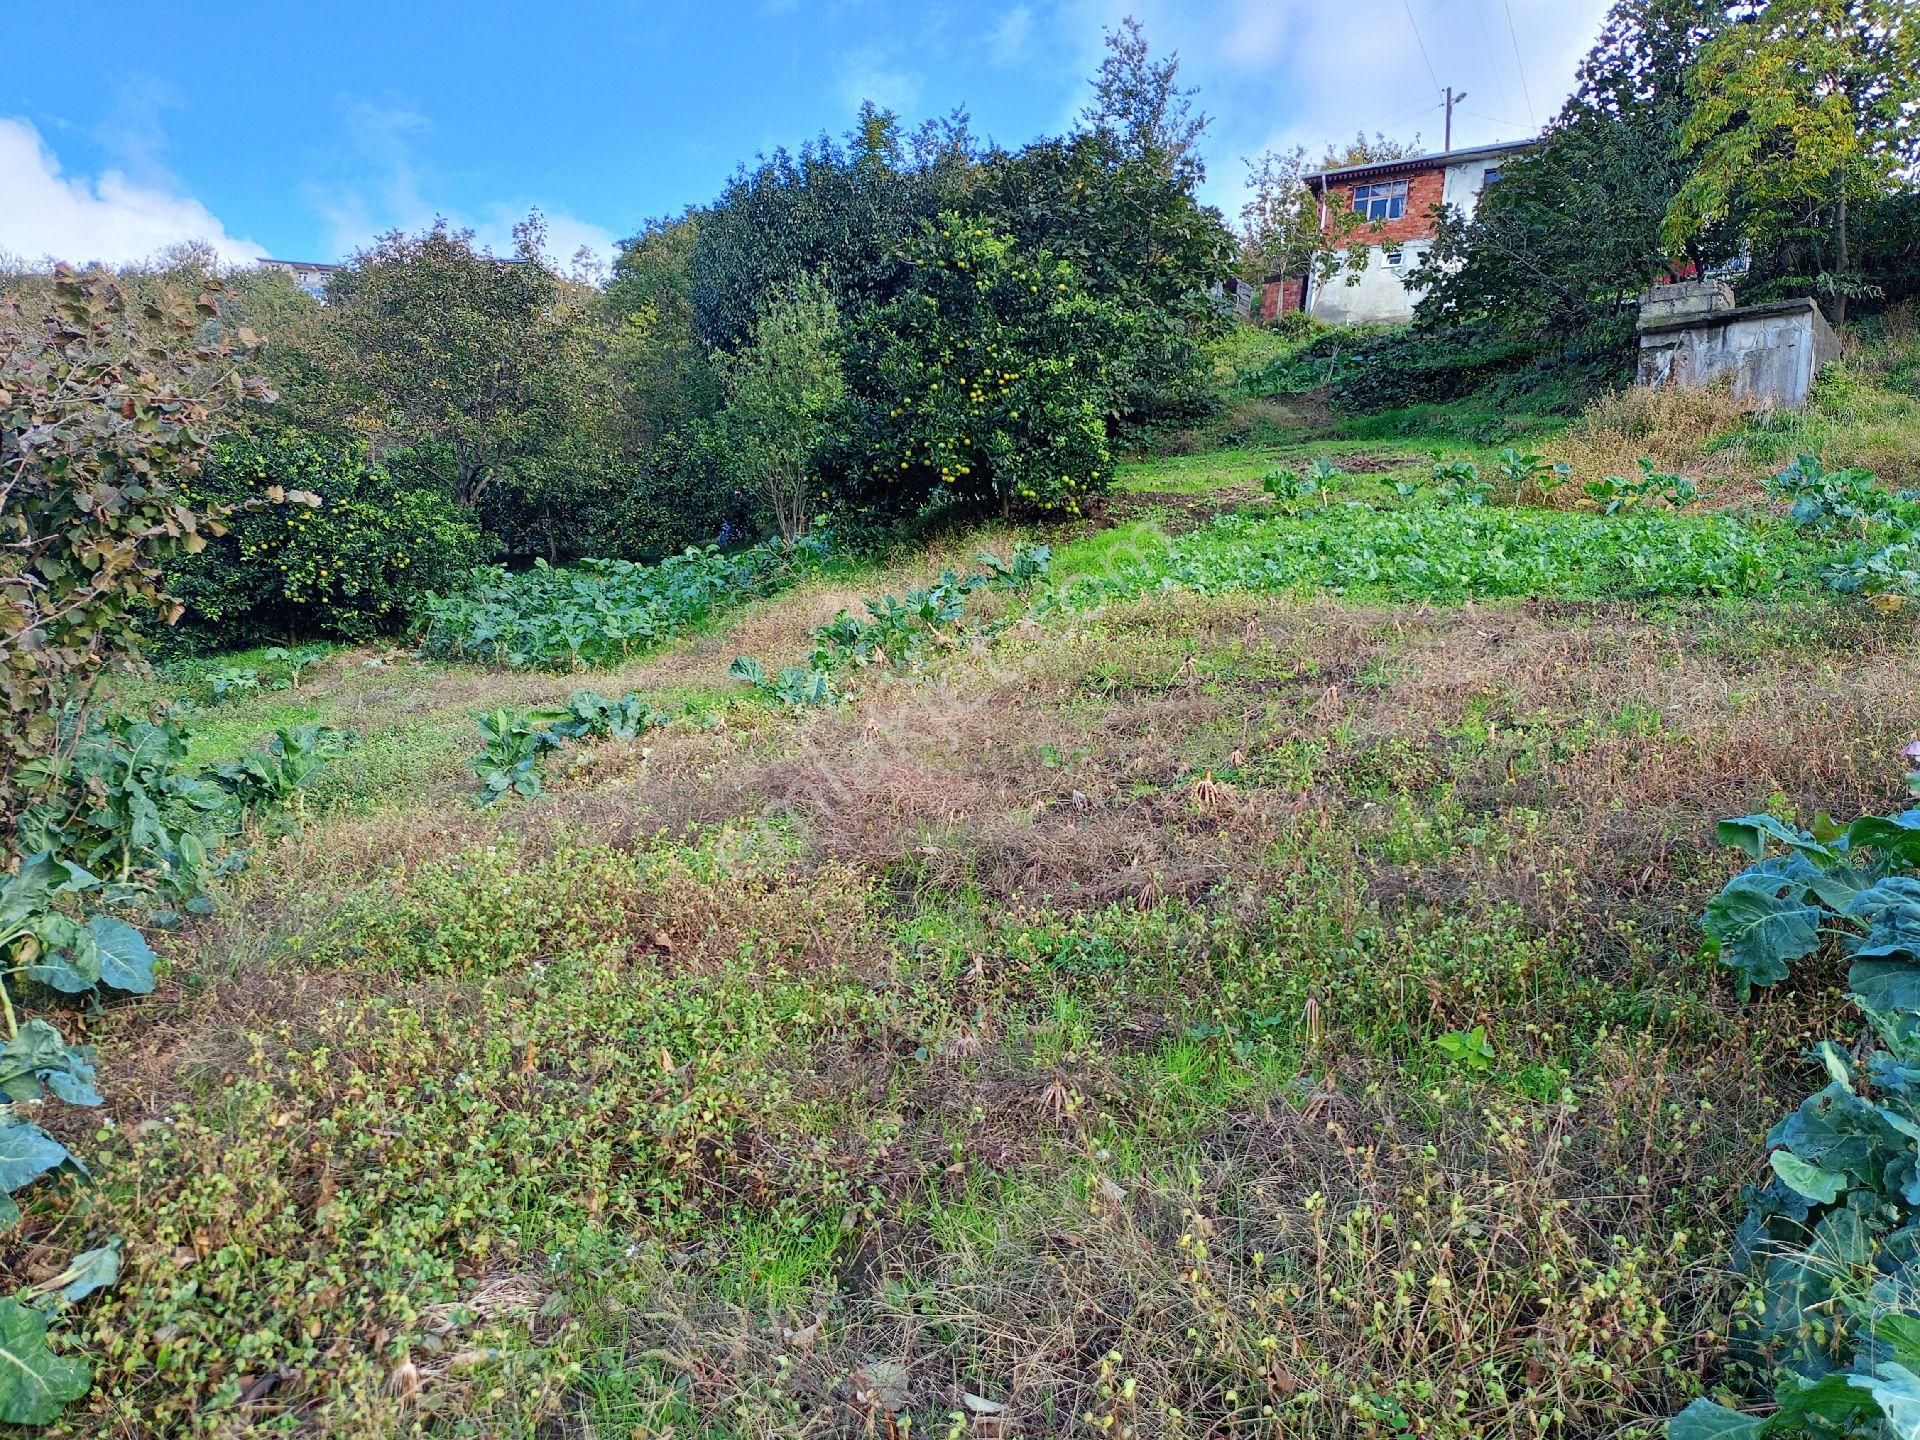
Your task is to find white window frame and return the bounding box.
[1351,179,1409,222]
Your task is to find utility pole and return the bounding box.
[1444,86,1467,152]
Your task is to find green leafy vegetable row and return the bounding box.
[1055,501,1814,609]
[729,545,1052,709]
[418,532,831,671]
[469,689,668,804]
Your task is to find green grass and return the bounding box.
[30,396,1920,1439]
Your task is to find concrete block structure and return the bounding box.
[1634,289,1840,410]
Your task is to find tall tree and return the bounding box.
[1413,0,1729,345]
[273,216,618,556]
[1081,16,1209,190]
[977,126,1234,427]
[1664,0,1920,323]
[1237,132,1424,285]
[684,107,977,355]
[979,19,1233,427]
[605,209,719,453]
[713,273,843,543]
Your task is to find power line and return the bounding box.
[1365,95,1446,131]
[1500,0,1537,127]
[1401,0,1443,95]
[1468,0,1514,118]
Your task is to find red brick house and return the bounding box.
[1262,138,1536,326]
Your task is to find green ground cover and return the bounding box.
[20,415,1920,1440]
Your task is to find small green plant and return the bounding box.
[1495,447,1570,504]
[206,666,261,704]
[210,725,358,819]
[1263,457,1344,513]
[1766,454,1920,599]
[729,656,836,710]
[261,644,331,690]
[1433,1026,1496,1075]
[975,542,1053,595]
[15,711,227,908]
[1431,459,1493,507]
[1586,459,1699,515]
[470,709,557,805]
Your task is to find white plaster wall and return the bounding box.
[1306,156,1506,325]
[1440,157,1504,220]
[1307,241,1429,325]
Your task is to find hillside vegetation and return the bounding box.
[4,3,1919,1436]
[20,323,1916,1436]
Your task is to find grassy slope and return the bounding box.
[33,407,1920,1439]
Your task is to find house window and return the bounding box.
[1481,168,1504,189]
[1384,248,1404,268]
[1351,180,1409,221]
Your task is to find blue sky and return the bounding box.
[1,0,1611,269]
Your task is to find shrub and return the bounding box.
[170,430,490,645]
[1,265,269,841]
[1318,324,1541,412]
[837,214,1131,518]
[712,273,844,541]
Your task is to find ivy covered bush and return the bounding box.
[837,214,1133,518]
[170,430,490,645]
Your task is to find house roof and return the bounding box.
[1303,137,1538,191]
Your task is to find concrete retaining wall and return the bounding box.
[1635,296,1840,410]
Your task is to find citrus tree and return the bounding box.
[841,214,1132,518]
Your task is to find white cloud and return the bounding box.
[835,47,925,115]
[990,6,1037,66]
[471,205,619,271]
[307,99,615,271]
[0,116,264,267]
[1033,0,1613,213]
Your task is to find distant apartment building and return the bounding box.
[256,258,341,299]
[1262,138,1536,326]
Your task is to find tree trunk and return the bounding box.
[1833,187,1850,329]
